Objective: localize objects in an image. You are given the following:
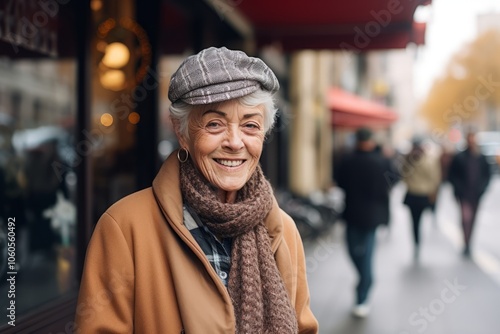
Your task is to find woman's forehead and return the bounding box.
[192,101,264,118]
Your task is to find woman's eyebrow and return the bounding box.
[201,110,263,119]
[242,113,263,119]
[202,110,226,117]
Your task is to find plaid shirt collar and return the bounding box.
[183,205,232,286]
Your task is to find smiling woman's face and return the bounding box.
[177,99,266,202]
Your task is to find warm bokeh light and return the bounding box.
[100,113,114,127]
[96,41,107,53]
[128,112,140,124]
[90,0,102,11]
[100,69,125,91]
[102,42,130,68]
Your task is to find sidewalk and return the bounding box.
[305,182,500,334]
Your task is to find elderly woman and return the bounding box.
[75,47,318,333]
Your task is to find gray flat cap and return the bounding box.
[168,47,279,105]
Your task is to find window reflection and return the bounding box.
[0,59,77,324]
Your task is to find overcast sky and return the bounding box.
[414,0,500,101]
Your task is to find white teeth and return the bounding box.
[217,159,243,167]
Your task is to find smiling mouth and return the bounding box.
[214,159,245,167]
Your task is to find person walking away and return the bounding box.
[448,132,491,257]
[335,128,392,318]
[402,137,441,260]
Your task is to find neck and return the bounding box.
[467,145,479,155]
[218,189,237,203]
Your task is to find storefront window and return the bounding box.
[0,1,78,326]
[158,56,185,161]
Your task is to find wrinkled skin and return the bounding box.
[175,99,266,203]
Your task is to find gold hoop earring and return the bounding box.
[177,148,189,163]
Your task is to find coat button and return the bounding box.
[219,271,228,279]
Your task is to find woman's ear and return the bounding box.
[171,117,189,149]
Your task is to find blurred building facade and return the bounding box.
[0,0,431,332]
[477,12,500,132]
[287,47,425,195]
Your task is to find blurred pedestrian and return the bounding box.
[76,47,318,333]
[438,142,454,184]
[429,142,454,220]
[448,131,491,257]
[335,127,393,318]
[402,137,441,260]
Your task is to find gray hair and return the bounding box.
[169,89,278,139]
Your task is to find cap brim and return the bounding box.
[179,81,260,105]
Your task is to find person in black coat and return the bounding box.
[448,132,491,256]
[335,127,394,317]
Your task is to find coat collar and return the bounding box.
[152,151,284,252]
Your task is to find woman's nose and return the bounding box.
[223,126,244,150]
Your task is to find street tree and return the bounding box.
[420,29,500,136]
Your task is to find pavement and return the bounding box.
[305,177,500,334]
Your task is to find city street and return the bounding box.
[306,176,500,334]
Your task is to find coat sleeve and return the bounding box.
[75,213,135,333]
[479,155,492,196]
[447,154,463,198]
[279,215,319,334]
[293,226,319,334]
[428,155,442,192]
[334,158,347,190]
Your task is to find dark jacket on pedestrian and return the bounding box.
[448,149,491,201]
[335,149,393,229]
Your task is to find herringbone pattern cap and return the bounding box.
[168,47,279,105]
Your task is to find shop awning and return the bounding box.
[236,0,431,51]
[328,87,398,129]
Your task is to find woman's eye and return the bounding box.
[244,123,260,129]
[207,121,221,128]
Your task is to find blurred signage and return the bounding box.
[0,0,65,56]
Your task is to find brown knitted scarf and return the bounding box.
[180,159,298,334]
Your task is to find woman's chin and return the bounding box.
[217,184,244,194]
[210,175,248,194]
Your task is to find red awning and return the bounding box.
[328,87,398,129]
[237,0,431,51]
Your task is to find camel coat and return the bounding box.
[75,153,318,333]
